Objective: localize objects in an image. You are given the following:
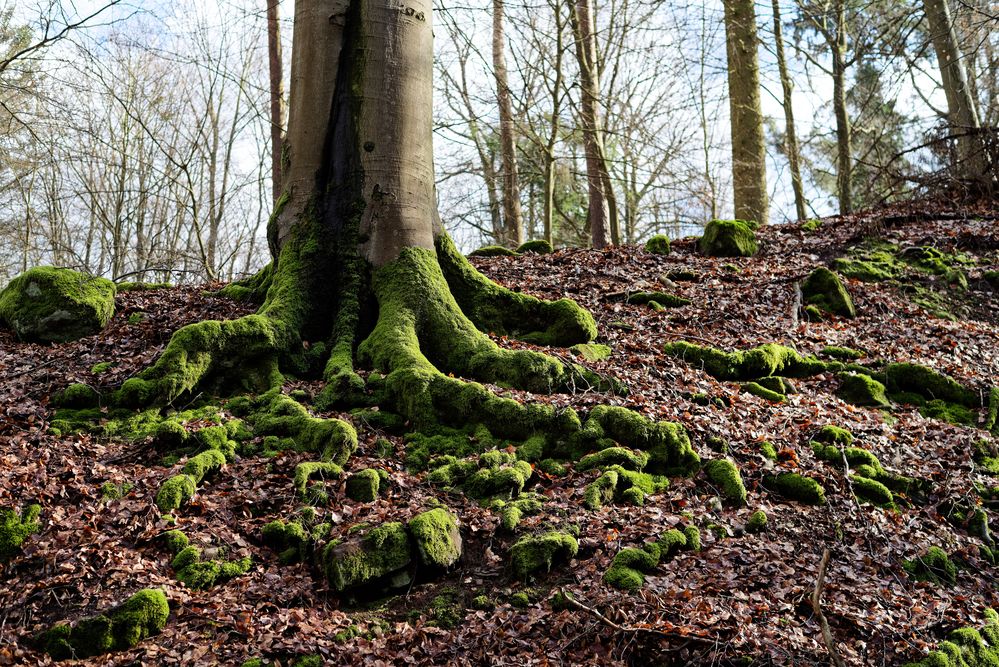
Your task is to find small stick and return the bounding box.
[812,548,847,667]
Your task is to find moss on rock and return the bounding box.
[262,519,311,565]
[408,508,462,569]
[38,589,169,660]
[885,363,979,408]
[704,458,747,506]
[293,462,344,501]
[626,291,691,308]
[821,346,864,361]
[155,474,197,513]
[603,546,658,591]
[495,496,543,531]
[0,504,40,561]
[698,220,758,257]
[849,474,895,508]
[0,266,116,343]
[741,381,785,402]
[181,449,226,483]
[577,447,648,472]
[569,343,611,362]
[320,522,413,592]
[516,240,554,254]
[746,510,768,533]
[510,531,578,581]
[813,425,854,447]
[801,267,856,318]
[346,469,382,502]
[569,405,699,475]
[644,235,671,255]
[469,245,517,257]
[763,473,826,505]
[837,372,890,407]
[904,546,957,586]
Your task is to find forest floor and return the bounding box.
[2,200,999,666]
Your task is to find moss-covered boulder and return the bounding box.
[510,531,578,581]
[320,522,413,592]
[802,267,856,318]
[38,589,170,660]
[698,220,758,257]
[0,267,116,343]
[644,235,671,255]
[904,609,999,666]
[704,458,747,506]
[516,240,554,254]
[408,508,462,569]
[746,510,768,533]
[0,504,40,561]
[346,469,383,502]
[469,245,517,257]
[763,473,826,505]
[837,373,890,407]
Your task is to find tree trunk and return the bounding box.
[723,0,769,225]
[492,0,523,247]
[923,0,987,186]
[771,0,807,222]
[831,0,852,215]
[570,0,613,249]
[266,0,286,206]
[124,0,598,446]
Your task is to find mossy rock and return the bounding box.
[884,363,979,408]
[0,504,41,561]
[569,343,611,362]
[801,267,856,318]
[155,474,197,513]
[763,473,826,505]
[698,220,758,257]
[510,531,578,581]
[746,510,768,533]
[626,291,691,308]
[516,240,553,254]
[741,381,785,403]
[495,496,543,531]
[320,522,413,592]
[820,346,864,361]
[644,235,671,255]
[837,372,890,407]
[469,245,517,257]
[0,266,116,343]
[904,546,957,586]
[812,424,853,447]
[704,458,747,506]
[408,508,462,569]
[346,469,383,502]
[577,447,648,472]
[38,589,169,660]
[849,474,894,508]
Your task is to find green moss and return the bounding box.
[181,449,226,483]
[985,388,999,434]
[428,589,465,628]
[746,510,768,533]
[54,383,101,408]
[510,531,578,581]
[644,235,671,255]
[321,521,413,592]
[626,291,691,308]
[802,267,856,318]
[885,363,979,408]
[584,469,619,510]
[262,519,310,565]
[100,481,133,501]
[741,381,785,402]
[904,546,957,586]
[497,496,543,531]
[663,341,827,382]
[408,508,462,569]
[0,504,40,561]
[219,263,273,304]
[683,525,701,551]
[577,447,648,472]
[471,595,494,611]
[760,441,778,460]
[38,589,169,660]
[837,372,891,407]
[515,435,546,462]
[849,474,894,508]
[174,553,252,590]
[0,266,116,343]
[698,220,758,257]
[569,343,611,362]
[346,469,382,502]
[537,458,566,476]
[763,473,826,505]
[802,219,822,233]
[922,400,977,426]
[90,361,114,375]
[704,458,747,506]
[469,245,517,257]
[162,530,189,554]
[155,474,197,513]
[351,408,406,434]
[510,592,531,608]
[568,405,699,475]
[604,547,658,591]
[247,392,358,464]
[516,239,554,254]
[755,376,796,395]
[821,346,864,361]
[813,425,854,447]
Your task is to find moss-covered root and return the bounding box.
[704,459,747,506]
[37,589,170,661]
[663,341,827,382]
[510,531,579,581]
[248,391,358,464]
[570,405,700,475]
[436,233,596,347]
[904,546,957,586]
[903,609,999,667]
[0,504,41,561]
[604,528,698,591]
[763,473,826,505]
[219,263,274,304]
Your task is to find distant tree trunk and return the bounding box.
[772,0,807,222]
[267,0,286,206]
[831,0,852,215]
[723,0,769,225]
[492,0,523,247]
[570,0,613,248]
[923,0,987,186]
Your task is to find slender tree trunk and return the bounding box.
[771,0,807,222]
[492,0,523,247]
[570,0,612,248]
[831,0,852,215]
[267,0,287,206]
[923,0,987,185]
[723,0,769,224]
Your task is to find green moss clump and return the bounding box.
[431,451,534,500]
[802,267,856,318]
[746,510,768,533]
[0,267,116,343]
[247,392,358,464]
[704,458,747,506]
[496,496,543,531]
[568,405,699,475]
[346,469,382,502]
[813,425,854,447]
[626,291,691,308]
[469,245,517,257]
[763,473,826,505]
[510,531,578,581]
[902,610,999,665]
[644,235,671,255]
[320,522,413,592]
[985,388,999,434]
[54,383,101,408]
[698,220,758,257]
[741,381,785,402]
[760,441,778,460]
[181,449,226,483]
[802,219,822,233]
[663,341,827,382]
[172,545,252,590]
[603,547,658,591]
[569,343,611,362]
[821,346,864,361]
[683,525,701,551]
[262,519,311,565]
[0,504,41,561]
[885,363,979,408]
[427,589,465,628]
[90,361,114,375]
[837,373,890,407]
[849,475,894,508]
[155,474,197,513]
[510,592,530,608]
[904,546,957,586]
[536,459,566,476]
[38,589,169,660]
[293,462,343,501]
[100,481,133,501]
[162,530,189,554]
[516,239,554,254]
[408,508,462,569]
[577,447,648,472]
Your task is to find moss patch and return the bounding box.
[644,235,671,255]
[346,469,384,502]
[510,531,578,581]
[763,473,826,505]
[837,372,890,407]
[469,245,517,257]
[603,527,698,591]
[0,504,40,561]
[698,220,758,257]
[802,267,856,318]
[704,458,747,506]
[516,240,553,254]
[746,510,768,533]
[664,341,827,382]
[320,522,413,592]
[408,508,462,569]
[626,291,691,308]
[904,546,957,586]
[0,266,116,343]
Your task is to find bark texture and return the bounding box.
[492,0,524,247]
[267,0,286,206]
[771,0,807,222]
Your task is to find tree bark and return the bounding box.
[723,0,769,225]
[771,0,807,222]
[831,0,852,215]
[266,0,286,206]
[492,0,523,247]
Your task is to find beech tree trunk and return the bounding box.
[492,0,523,247]
[771,0,807,222]
[723,0,769,225]
[831,0,852,215]
[266,0,286,206]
